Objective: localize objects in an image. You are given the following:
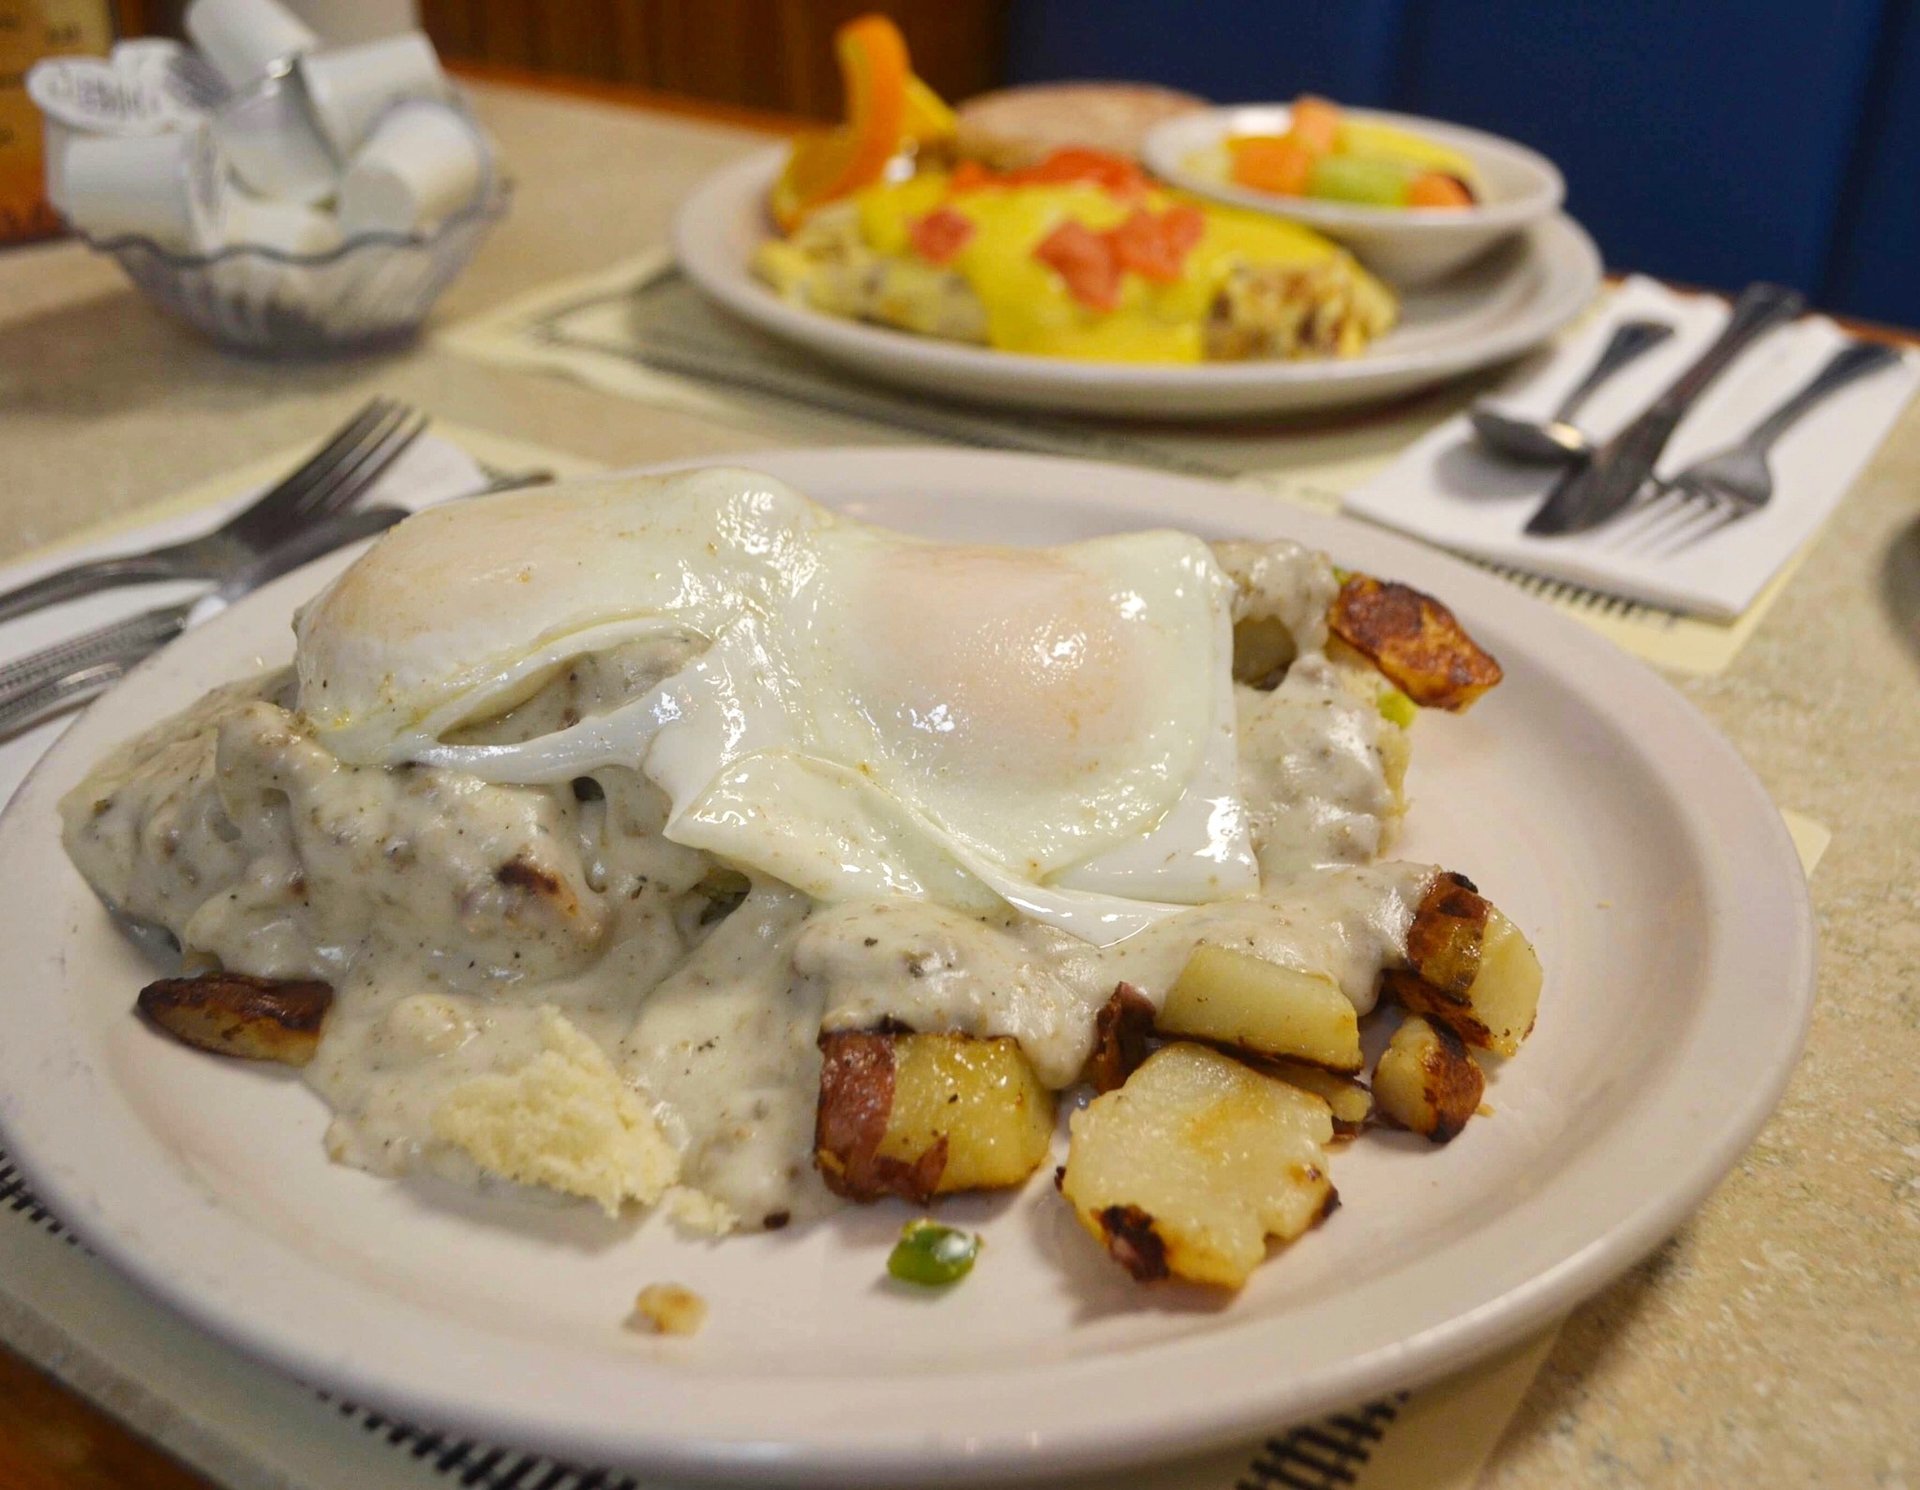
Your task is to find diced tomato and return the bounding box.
[909,207,975,264]
[1161,203,1205,254]
[948,159,994,193]
[1108,206,1206,283]
[943,147,1149,201]
[1008,147,1149,199]
[1033,221,1123,310]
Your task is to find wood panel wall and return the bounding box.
[416,0,1008,118]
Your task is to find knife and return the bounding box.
[0,503,409,738]
[1525,282,1806,537]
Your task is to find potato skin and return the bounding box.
[137,972,333,1066]
[1330,574,1502,711]
[1085,982,1157,1093]
[815,1031,946,1203]
[1095,1203,1171,1282]
[814,1030,1054,1203]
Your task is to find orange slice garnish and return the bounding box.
[771,14,914,230]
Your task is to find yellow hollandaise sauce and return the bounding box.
[853,169,1344,362]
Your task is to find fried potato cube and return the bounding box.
[1261,1059,1373,1136]
[1373,1016,1484,1143]
[1385,895,1542,1058]
[815,1031,1055,1203]
[1157,945,1362,1073]
[136,972,332,1066]
[1061,1043,1336,1289]
[1406,871,1491,996]
[1329,574,1502,711]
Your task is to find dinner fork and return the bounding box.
[1611,341,1903,552]
[0,466,553,739]
[0,504,411,739]
[0,398,423,625]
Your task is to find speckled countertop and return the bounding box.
[0,78,1913,1490]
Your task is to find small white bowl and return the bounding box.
[1144,103,1564,286]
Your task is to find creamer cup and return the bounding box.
[297,31,448,158]
[185,0,319,89]
[60,125,231,253]
[40,120,76,213]
[227,193,343,255]
[337,99,483,235]
[25,56,178,136]
[216,73,338,205]
[112,38,229,120]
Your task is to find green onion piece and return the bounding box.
[887,1219,981,1287]
[1378,687,1418,728]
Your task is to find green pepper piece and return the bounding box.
[887,1218,981,1287]
[1378,687,1418,728]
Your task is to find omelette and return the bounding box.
[754,149,1398,364]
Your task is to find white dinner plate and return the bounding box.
[0,450,1812,1487]
[671,148,1602,418]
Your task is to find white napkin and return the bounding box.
[1344,277,1919,618]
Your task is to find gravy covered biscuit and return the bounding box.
[62,467,1536,1291]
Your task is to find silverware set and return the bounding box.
[0,400,559,741]
[0,400,433,741]
[1470,282,1902,552]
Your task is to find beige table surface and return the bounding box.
[0,72,1915,1490]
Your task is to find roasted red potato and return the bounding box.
[1061,1043,1337,1288]
[815,1030,1054,1203]
[1084,982,1157,1093]
[1330,574,1502,711]
[1373,1015,1484,1142]
[1384,876,1542,1058]
[137,972,333,1066]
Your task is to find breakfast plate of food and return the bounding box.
[670,17,1600,417]
[0,447,1811,1484]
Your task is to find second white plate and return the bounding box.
[671,148,1602,418]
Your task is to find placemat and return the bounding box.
[0,426,1831,1490]
[437,253,1841,675]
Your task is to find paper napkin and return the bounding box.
[1344,277,1919,618]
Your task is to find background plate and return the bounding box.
[0,450,1810,1486]
[671,149,1601,418]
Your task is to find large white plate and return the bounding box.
[0,450,1811,1486]
[671,148,1602,418]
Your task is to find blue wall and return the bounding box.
[1008,0,1919,328]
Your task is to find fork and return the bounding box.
[0,399,423,625]
[0,504,412,739]
[0,465,551,739]
[1612,341,1904,552]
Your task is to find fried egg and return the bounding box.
[294,468,1256,943]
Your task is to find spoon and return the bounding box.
[1470,318,1675,464]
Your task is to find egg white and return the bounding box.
[293,468,1257,943]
